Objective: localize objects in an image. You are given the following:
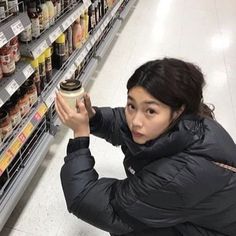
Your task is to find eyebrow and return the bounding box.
[127,95,161,106]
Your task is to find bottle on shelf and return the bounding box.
[40,0,50,30]
[72,17,83,49]
[28,1,41,39]
[88,1,96,33]
[36,0,44,33]
[53,33,66,69]
[30,57,41,95]
[64,31,69,61]
[0,109,13,140]
[80,12,86,44]
[84,9,89,39]
[16,88,31,116]
[19,25,32,43]
[56,0,61,18]
[44,47,52,82]
[4,98,21,128]
[0,43,16,77]
[38,52,46,91]
[45,0,55,26]
[10,36,21,63]
[67,25,73,56]
[22,79,38,106]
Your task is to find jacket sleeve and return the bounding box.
[60,137,133,235]
[89,107,126,146]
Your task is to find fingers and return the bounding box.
[56,92,72,115]
[84,93,92,110]
[76,99,87,115]
[55,96,67,123]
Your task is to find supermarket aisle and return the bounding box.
[2,0,236,235]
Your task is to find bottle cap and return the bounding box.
[60,79,82,91]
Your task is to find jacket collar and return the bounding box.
[121,114,205,161]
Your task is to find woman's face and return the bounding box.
[125,86,180,144]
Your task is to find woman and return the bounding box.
[55,58,236,236]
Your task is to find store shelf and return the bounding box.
[119,0,137,20]
[95,20,121,59]
[20,2,86,59]
[0,102,48,176]
[80,58,98,87]
[0,62,34,108]
[0,12,31,48]
[0,131,54,231]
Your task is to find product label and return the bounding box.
[29,91,38,106]
[0,123,13,139]
[45,57,52,73]
[31,18,41,38]
[0,54,16,74]
[55,43,65,56]
[11,43,21,62]
[39,62,46,77]
[11,111,21,127]
[20,101,30,116]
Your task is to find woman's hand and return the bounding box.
[55,92,90,138]
[83,93,96,119]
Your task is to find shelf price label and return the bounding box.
[0,98,4,108]
[49,27,62,43]
[62,19,71,30]
[6,79,19,96]
[83,0,91,8]
[45,88,57,109]
[23,64,34,79]
[9,138,22,156]
[32,40,48,58]
[0,151,13,177]
[101,23,105,31]
[11,20,24,36]
[0,32,7,48]
[22,122,34,138]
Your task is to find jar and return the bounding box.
[23,80,38,106]
[0,43,16,77]
[59,79,84,109]
[30,58,41,95]
[10,36,21,63]
[18,91,30,116]
[4,100,21,127]
[0,109,13,140]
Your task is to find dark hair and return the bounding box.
[127,58,215,119]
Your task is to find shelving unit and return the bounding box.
[0,0,137,231]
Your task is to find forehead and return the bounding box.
[128,87,158,103]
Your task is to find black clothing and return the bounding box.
[60,107,236,236]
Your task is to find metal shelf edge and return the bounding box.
[0,132,54,231]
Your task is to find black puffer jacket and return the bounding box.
[60,107,236,236]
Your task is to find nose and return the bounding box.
[132,112,143,128]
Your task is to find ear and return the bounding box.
[172,105,185,120]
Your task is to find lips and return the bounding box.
[132,131,144,138]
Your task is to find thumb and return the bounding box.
[77,99,87,114]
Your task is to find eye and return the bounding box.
[146,108,156,115]
[127,103,135,111]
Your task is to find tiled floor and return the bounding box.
[2,0,236,235]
